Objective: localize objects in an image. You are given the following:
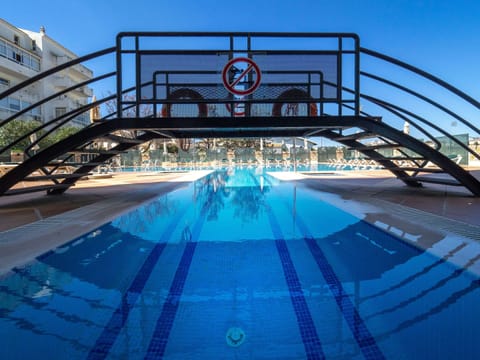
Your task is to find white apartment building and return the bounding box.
[0,18,93,127]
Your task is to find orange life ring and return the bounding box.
[271,88,318,117]
[161,88,208,118]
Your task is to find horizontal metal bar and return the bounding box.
[136,98,342,105]
[0,47,116,100]
[117,31,359,39]
[138,49,343,55]
[1,71,116,127]
[153,70,325,75]
[360,47,480,111]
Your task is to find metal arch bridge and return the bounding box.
[1,32,480,196]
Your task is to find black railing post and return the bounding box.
[354,35,361,116]
[116,34,123,119]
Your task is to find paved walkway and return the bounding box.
[0,171,211,274]
[294,169,480,227]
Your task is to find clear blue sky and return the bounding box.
[2,0,480,139]
[3,0,479,94]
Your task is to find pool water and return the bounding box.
[117,162,367,173]
[0,168,478,359]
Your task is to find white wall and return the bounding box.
[1,19,93,127]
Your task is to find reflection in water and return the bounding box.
[182,225,192,243]
[380,276,480,339]
[230,185,266,223]
[112,192,178,236]
[361,242,468,302]
[366,253,480,320]
[312,221,420,282]
[363,212,444,249]
[193,168,271,224]
[194,170,230,221]
[0,265,110,355]
[112,168,271,236]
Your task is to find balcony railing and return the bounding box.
[0,38,40,72]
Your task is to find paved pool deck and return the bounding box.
[1,168,479,276]
[0,171,211,274]
[275,168,480,227]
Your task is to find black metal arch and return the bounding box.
[0,32,479,196]
[360,47,480,112]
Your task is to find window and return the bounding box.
[21,101,31,110]
[9,98,20,111]
[30,106,41,116]
[22,56,31,68]
[0,39,40,71]
[0,97,35,113]
[31,40,36,51]
[31,57,40,71]
[6,43,14,60]
[0,40,6,56]
[55,107,67,118]
[13,35,19,45]
[0,78,9,87]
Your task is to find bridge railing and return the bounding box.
[356,47,480,165]
[1,33,479,168]
[117,32,361,119]
[0,47,117,162]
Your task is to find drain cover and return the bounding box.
[226,327,246,347]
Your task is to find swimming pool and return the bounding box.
[0,168,478,359]
[115,162,370,173]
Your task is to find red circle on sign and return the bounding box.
[222,57,262,96]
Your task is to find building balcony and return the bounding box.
[0,56,36,80]
[68,63,93,81]
[0,106,42,122]
[51,76,92,97]
[74,85,93,97]
[52,75,73,89]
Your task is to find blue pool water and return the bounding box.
[0,168,479,359]
[118,162,366,173]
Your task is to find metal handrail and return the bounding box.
[360,47,480,162]
[360,71,480,135]
[325,80,442,149]
[354,83,480,161]
[0,46,116,160]
[341,100,441,157]
[0,79,151,156]
[0,96,111,156]
[0,37,478,191]
[367,95,479,160]
[0,47,116,100]
[360,47,480,111]
[0,72,115,128]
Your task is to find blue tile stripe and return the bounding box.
[144,242,197,359]
[87,205,190,360]
[295,216,386,360]
[266,206,326,360]
[144,211,207,359]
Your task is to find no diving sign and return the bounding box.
[222,57,261,96]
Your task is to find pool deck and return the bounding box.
[1,168,479,276]
[272,168,480,227]
[0,170,212,275]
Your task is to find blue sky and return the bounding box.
[3,0,479,94]
[3,0,480,139]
